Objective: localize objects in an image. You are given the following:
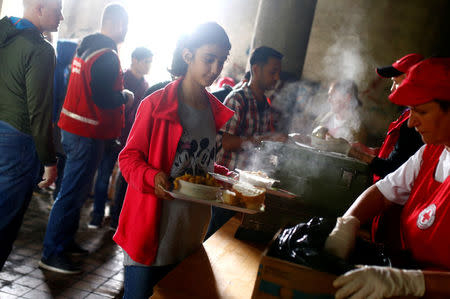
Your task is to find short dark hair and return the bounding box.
[249,46,283,66]
[132,47,153,61]
[101,3,128,26]
[169,22,231,77]
[435,99,450,112]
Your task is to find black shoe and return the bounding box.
[88,215,103,229]
[65,242,89,256]
[39,254,82,275]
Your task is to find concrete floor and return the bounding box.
[0,191,124,298]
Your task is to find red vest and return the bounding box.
[373,110,410,182]
[58,48,124,139]
[401,144,450,270]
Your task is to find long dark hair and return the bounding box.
[169,22,231,77]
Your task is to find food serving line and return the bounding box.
[152,139,374,298]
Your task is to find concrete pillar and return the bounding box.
[250,0,317,77]
[58,0,120,39]
[0,0,3,17]
[302,0,450,136]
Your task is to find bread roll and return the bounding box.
[222,190,239,205]
[232,182,265,209]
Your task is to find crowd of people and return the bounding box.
[0,0,449,299]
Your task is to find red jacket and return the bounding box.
[58,48,124,139]
[113,79,234,265]
[373,110,410,182]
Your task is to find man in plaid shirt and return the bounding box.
[216,46,287,170]
[206,47,287,240]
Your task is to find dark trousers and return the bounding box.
[92,143,119,219]
[204,207,236,240]
[123,264,176,299]
[110,172,127,227]
[0,121,40,269]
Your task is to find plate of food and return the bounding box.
[159,174,265,214]
[209,171,296,199]
[173,173,220,200]
[236,169,279,189]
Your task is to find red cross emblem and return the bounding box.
[417,204,436,230]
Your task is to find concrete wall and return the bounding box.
[250,0,317,77]
[59,0,123,38]
[302,0,450,137]
[57,0,258,81]
[208,0,260,80]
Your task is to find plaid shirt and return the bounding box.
[216,82,273,170]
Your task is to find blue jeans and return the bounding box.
[123,264,176,299]
[92,141,120,219]
[42,130,104,259]
[0,121,40,269]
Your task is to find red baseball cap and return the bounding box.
[388,57,450,106]
[376,53,424,78]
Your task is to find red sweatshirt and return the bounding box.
[113,78,234,265]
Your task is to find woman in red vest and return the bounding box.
[113,22,234,298]
[349,53,424,183]
[325,57,450,299]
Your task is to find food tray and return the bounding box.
[159,185,264,214]
[209,173,297,199]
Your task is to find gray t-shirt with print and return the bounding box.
[123,99,216,266]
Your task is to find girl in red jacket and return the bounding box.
[113,22,234,298]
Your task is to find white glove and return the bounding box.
[324,216,360,260]
[333,265,425,299]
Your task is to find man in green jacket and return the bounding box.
[0,0,64,270]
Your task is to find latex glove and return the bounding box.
[324,216,360,260]
[334,266,425,299]
[38,165,57,189]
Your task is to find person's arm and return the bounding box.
[333,267,450,299]
[90,51,128,109]
[220,92,253,151]
[325,146,425,259]
[118,98,159,194]
[324,185,393,259]
[26,43,57,166]
[370,123,424,179]
[343,184,392,224]
[222,132,260,151]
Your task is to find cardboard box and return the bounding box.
[251,231,416,299]
[252,247,337,299]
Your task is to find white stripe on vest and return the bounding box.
[61,108,99,125]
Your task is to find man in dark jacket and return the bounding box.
[40,3,133,274]
[0,0,63,270]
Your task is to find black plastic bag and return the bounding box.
[270,217,391,275]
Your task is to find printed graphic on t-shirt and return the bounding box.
[171,130,215,178]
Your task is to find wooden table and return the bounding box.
[152,217,266,299]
